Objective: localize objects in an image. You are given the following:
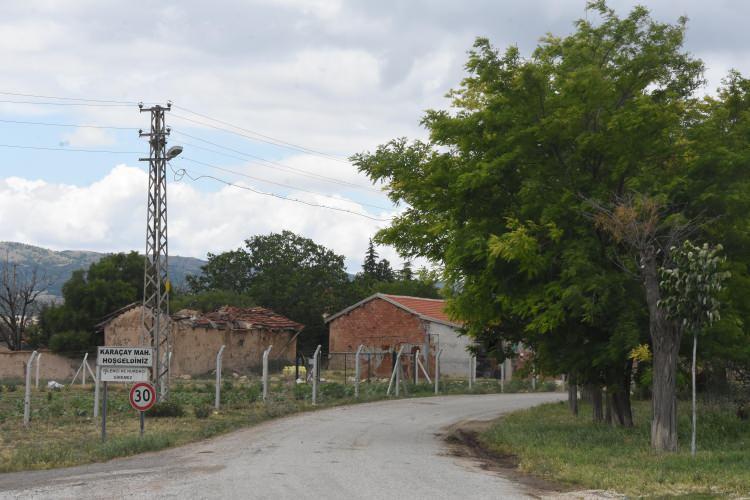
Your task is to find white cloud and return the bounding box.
[0,165,411,272]
[61,127,115,147]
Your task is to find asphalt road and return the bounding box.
[0,393,564,499]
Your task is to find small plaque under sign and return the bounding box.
[100,366,150,383]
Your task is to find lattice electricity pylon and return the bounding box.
[138,103,172,401]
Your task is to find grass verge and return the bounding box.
[479,399,750,498]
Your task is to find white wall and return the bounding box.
[428,321,473,378]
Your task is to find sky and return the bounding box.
[1,0,749,272]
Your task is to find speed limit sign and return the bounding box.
[129,382,156,412]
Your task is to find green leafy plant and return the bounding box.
[145,401,185,418]
[659,240,730,455]
[193,405,212,419]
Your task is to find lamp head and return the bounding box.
[166,145,183,160]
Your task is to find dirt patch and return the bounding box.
[442,420,623,499]
[441,419,567,497]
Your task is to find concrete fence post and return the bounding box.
[387,345,405,396]
[94,365,100,418]
[35,353,42,389]
[500,363,505,393]
[468,355,476,389]
[435,349,443,394]
[82,352,89,385]
[23,350,38,427]
[312,345,322,406]
[262,345,273,402]
[415,351,431,384]
[414,349,420,384]
[354,344,364,399]
[215,345,226,410]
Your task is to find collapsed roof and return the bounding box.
[177,306,304,332]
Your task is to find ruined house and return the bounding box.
[101,305,303,377]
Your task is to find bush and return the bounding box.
[146,401,185,418]
[25,323,50,349]
[194,405,212,419]
[246,384,262,403]
[320,382,351,400]
[49,330,92,354]
[293,383,312,401]
[505,379,532,393]
[539,380,558,392]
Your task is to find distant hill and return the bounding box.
[0,242,206,302]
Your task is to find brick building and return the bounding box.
[101,305,303,377]
[325,293,475,377]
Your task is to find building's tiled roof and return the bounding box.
[188,306,304,332]
[382,294,456,325]
[324,293,461,327]
[94,302,142,331]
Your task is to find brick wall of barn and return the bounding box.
[328,297,428,377]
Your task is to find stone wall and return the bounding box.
[0,347,84,382]
[103,306,298,377]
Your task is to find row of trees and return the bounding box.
[6,231,439,354]
[185,231,439,351]
[352,2,750,451]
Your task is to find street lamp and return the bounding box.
[166,145,183,160]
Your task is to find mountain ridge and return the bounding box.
[0,241,206,301]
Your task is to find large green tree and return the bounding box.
[354,2,749,451]
[41,251,143,352]
[189,231,352,351]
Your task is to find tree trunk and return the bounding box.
[568,374,578,416]
[605,389,613,425]
[642,247,681,451]
[616,364,634,427]
[589,384,604,423]
[691,333,697,456]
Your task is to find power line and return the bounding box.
[0,99,133,108]
[0,91,145,105]
[172,104,348,162]
[0,118,138,130]
[0,143,142,154]
[171,130,380,193]
[0,116,382,195]
[170,112,349,163]
[169,164,391,222]
[177,156,391,211]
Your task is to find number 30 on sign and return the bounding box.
[129,382,156,412]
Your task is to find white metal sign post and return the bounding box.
[130,382,156,437]
[97,346,154,441]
